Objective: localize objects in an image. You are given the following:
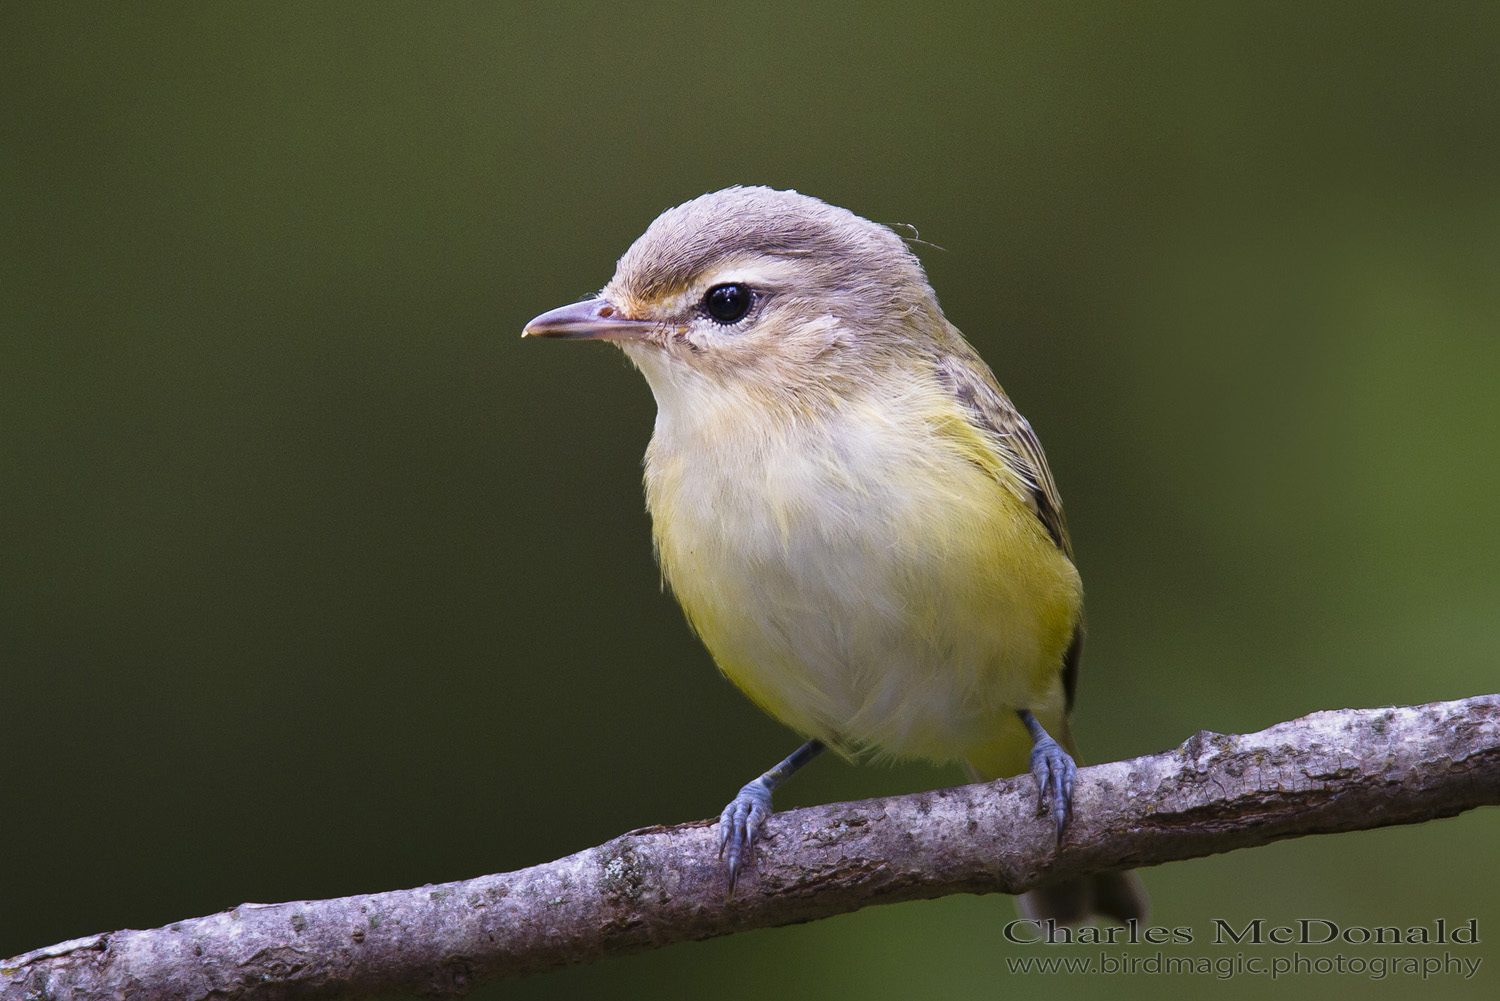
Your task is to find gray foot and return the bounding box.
[1028,731,1077,839]
[718,778,774,890]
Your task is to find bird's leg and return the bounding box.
[718,739,825,891]
[1017,709,1076,840]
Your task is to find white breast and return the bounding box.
[639,378,1070,762]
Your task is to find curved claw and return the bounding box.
[1028,733,1077,840]
[718,778,774,891]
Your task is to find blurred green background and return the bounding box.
[4,2,1497,997]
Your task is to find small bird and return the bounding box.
[524,186,1144,923]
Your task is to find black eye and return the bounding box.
[703,283,753,324]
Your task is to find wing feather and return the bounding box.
[934,340,1083,710]
[933,345,1072,558]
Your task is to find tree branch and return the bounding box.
[6,695,1497,1000]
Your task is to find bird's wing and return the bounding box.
[934,345,1073,559]
[935,343,1082,710]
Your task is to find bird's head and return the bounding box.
[524,187,947,412]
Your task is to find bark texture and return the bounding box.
[5,695,1497,1000]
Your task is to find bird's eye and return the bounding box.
[702,283,753,324]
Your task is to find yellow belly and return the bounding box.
[644,394,1081,775]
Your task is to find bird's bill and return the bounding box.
[522,298,659,341]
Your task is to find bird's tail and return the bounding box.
[967,719,1148,926]
[1017,869,1148,925]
